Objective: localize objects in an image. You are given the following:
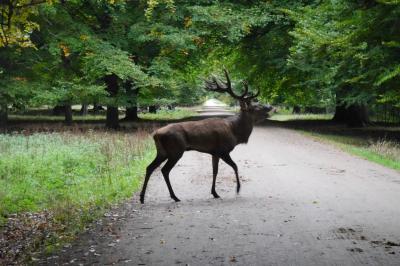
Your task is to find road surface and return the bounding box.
[195,99,235,117]
[46,123,400,265]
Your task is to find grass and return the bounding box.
[302,132,400,171]
[0,131,155,259]
[9,108,196,122]
[139,108,196,120]
[269,112,400,171]
[9,114,105,121]
[270,113,333,121]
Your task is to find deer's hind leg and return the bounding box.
[161,153,183,202]
[211,155,220,198]
[221,154,240,194]
[140,154,167,204]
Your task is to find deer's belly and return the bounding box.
[186,142,235,154]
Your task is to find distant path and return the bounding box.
[46,123,400,265]
[195,98,235,117]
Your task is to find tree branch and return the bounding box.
[0,5,9,46]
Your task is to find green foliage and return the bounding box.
[287,0,400,108]
[0,0,47,48]
[1,0,400,123]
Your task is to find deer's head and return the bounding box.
[205,69,273,122]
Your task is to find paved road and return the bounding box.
[47,123,400,266]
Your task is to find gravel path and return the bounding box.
[45,123,400,266]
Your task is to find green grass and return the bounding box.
[270,113,333,121]
[303,132,400,171]
[139,108,196,120]
[9,114,106,121]
[0,131,155,233]
[9,108,196,122]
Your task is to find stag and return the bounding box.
[140,69,273,203]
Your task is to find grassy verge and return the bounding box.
[270,113,333,121]
[9,114,106,121]
[269,113,400,171]
[139,109,196,120]
[302,132,400,171]
[9,108,196,123]
[0,131,155,262]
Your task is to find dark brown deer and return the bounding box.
[140,69,273,203]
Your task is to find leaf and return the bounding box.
[375,65,400,86]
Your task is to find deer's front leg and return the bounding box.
[211,155,220,198]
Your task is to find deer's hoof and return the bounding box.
[212,192,220,198]
[171,196,181,202]
[236,186,241,194]
[140,195,145,204]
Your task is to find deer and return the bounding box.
[139,69,273,203]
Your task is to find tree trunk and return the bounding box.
[125,107,138,121]
[333,89,369,127]
[292,105,301,114]
[106,106,119,129]
[80,104,88,116]
[0,104,8,128]
[64,104,73,125]
[105,74,119,129]
[124,80,139,121]
[148,105,157,113]
[333,104,369,127]
[53,105,65,115]
[93,103,104,114]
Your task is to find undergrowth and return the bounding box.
[0,131,155,260]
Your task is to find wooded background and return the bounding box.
[1,0,399,128]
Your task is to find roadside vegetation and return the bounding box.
[270,113,333,121]
[7,108,196,124]
[304,133,400,171]
[270,112,400,171]
[0,131,155,263]
[139,108,196,121]
[9,114,105,122]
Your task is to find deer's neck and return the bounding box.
[231,111,254,144]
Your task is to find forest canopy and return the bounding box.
[0,0,399,127]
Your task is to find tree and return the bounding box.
[287,0,400,126]
[0,0,51,127]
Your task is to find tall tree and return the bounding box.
[0,0,50,127]
[288,0,400,126]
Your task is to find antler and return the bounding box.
[242,81,260,100]
[204,68,260,101]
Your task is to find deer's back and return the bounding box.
[154,118,237,155]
